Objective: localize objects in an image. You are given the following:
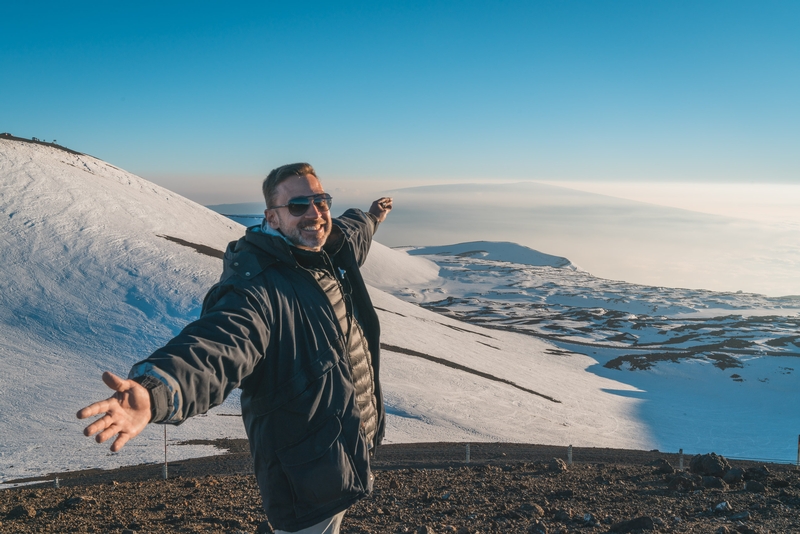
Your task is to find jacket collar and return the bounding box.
[244,224,297,266]
[245,219,346,263]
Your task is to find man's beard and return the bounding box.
[282,217,331,251]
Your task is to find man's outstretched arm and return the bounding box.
[76,371,151,452]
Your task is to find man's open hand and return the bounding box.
[369,197,393,223]
[77,371,152,452]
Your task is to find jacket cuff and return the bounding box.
[131,375,171,423]
[365,211,380,230]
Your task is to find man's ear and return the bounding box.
[264,209,280,230]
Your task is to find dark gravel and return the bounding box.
[2,441,799,533]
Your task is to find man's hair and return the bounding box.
[262,163,317,208]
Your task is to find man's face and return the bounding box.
[264,174,332,251]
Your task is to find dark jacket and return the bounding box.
[130,209,385,531]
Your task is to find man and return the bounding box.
[78,163,392,534]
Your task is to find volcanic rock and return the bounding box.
[744,466,770,481]
[609,515,655,532]
[6,504,36,520]
[689,453,731,477]
[651,458,675,474]
[723,467,744,484]
[702,476,728,489]
[666,472,701,492]
[744,480,766,493]
[548,458,568,473]
[552,508,572,522]
[519,502,545,518]
[714,501,732,513]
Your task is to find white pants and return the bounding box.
[274,511,346,534]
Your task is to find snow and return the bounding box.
[0,139,246,485]
[363,288,649,448]
[1,138,798,489]
[369,246,800,464]
[359,241,440,288]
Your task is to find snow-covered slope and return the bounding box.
[365,289,649,448]
[0,139,651,486]
[2,137,796,489]
[0,138,248,484]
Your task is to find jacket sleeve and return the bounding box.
[129,284,270,424]
[333,208,378,267]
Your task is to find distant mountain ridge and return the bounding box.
[407,241,575,269]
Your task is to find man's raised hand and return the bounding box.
[369,197,393,223]
[76,371,152,452]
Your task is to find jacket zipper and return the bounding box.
[293,258,355,378]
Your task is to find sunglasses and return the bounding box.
[269,193,333,217]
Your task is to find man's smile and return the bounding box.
[300,220,326,232]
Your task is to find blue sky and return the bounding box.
[2,1,799,204]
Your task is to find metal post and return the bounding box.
[54,477,59,488]
[567,445,573,466]
[796,435,799,469]
[163,426,168,480]
[465,443,470,463]
[679,449,684,471]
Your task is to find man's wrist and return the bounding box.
[131,375,170,423]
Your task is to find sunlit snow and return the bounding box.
[1,138,798,490]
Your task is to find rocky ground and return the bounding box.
[2,442,799,533]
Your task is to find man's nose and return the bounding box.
[305,201,322,217]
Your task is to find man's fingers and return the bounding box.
[77,398,114,420]
[78,371,150,453]
[102,371,127,391]
[369,197,393,222]
[96,424,121,444]
[111,434,131,453]
[82,413,113,437]
[77,372,129,419]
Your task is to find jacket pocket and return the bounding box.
[246,339,344,418]
[275,415,364,519]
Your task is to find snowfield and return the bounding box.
[1,137,798,489]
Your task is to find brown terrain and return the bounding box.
[2,441,799,533]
